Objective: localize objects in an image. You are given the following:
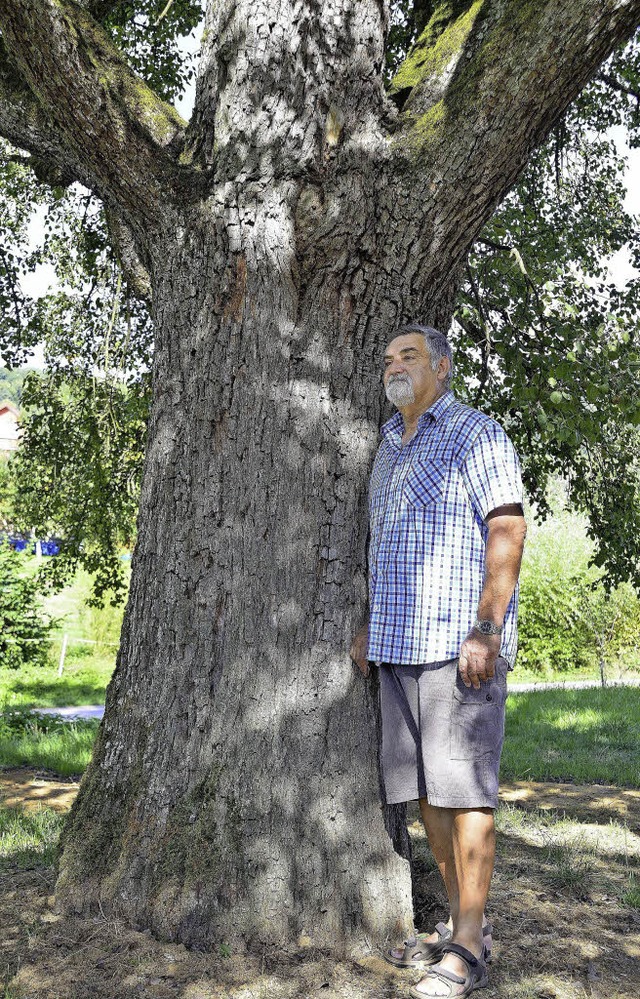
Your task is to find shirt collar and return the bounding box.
[381,390,456,442]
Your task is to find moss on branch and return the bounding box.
[388,0,486,101]
[0,0,189,219]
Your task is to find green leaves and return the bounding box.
[0,541,54,670]
[8,371,150,606]
[454,31,640,583]
[104,0,203,104]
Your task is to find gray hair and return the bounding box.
[397,323,454,389]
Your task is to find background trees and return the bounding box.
[2,6,640,599]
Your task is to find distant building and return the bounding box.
[0,400,21,455]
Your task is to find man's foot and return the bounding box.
[385,922,492,971]
[384,922,452,968]
[410,937,490,997]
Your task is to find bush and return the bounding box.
[517,507,640,676]
[0,540,55,669]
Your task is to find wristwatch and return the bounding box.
[473,619,503,636]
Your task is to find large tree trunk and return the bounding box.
[55,185,435,951]
[3,0,640,958]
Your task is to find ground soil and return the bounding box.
[1,769,639,999]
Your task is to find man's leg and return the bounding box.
[414,805,495,996]
[418,799,459,928]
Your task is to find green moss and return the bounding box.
[394,0,544,157]
[70,5,187,145]
[389,0,486,96]
[149,766,245,896]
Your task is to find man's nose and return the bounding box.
[387,360,406,376]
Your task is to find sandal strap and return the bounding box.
[434,922,451,939]
[427,965,466,986]
[441,942,480,968]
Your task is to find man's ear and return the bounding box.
[437,356,450,383]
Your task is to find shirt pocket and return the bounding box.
[403,457,446,509]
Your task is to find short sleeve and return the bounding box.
[459,422,524,521]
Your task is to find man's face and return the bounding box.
[383,333,446,410]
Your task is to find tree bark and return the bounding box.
[1,0,640,955]
[56,183,421,952]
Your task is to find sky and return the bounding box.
[6,30,640,370]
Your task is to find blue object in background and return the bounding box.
[3,535,60,555]
[40,540,60,555]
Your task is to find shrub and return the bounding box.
[0,540,54,669]
[517,507,640,676]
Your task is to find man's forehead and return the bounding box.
[384,333,427,355]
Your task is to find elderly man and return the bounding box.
[351,324,526,999]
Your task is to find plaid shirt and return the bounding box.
[367,391,523,667]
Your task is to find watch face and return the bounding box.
[476,620,500,635]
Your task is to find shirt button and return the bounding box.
[486,694,493,701]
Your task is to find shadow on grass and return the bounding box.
[409,800,640,998]
[0,804,63,872]
[3,677,108,709]
[502,687,640,787]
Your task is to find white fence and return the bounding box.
[2,634,119,675]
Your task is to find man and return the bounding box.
[351,324,526,999]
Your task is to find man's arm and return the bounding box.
[458,504,527,689]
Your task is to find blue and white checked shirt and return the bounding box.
[367,391,523,667]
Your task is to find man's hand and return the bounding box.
[458,630,501,688]
[350,623,370,677]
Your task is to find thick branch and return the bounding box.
[0,38,97,190]
[388,0,640,299]
[0,0,188,230]
[104,206,152,302]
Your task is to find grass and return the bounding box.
[622,872,640,908]
[0,803,63,871]
[0,658,113,709]
[0,710,100,776]
[493,802,640,913]
[0,564,123,710]
[501,686,640,786]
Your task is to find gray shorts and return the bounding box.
[378,657,508,809]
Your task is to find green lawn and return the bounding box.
[0,658,113,709]
[0,802,63,871]
[1,565,122,709]
[501,685,640,786]
[0,710,100,776]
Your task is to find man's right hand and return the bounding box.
[350,623,370,677]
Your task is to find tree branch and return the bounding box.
[598,70,640,102]
[387,0,640,299]
[0,37,96,188]
[0,0,189,232]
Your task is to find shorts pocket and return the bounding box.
[449,670,506,760]
[404,458,446,508]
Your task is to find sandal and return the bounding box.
[409,942,489,998]
[384,923,493,970]
[383,921,452,969]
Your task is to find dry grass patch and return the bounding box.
[1,776,639,998]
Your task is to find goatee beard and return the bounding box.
[386,375,415,406]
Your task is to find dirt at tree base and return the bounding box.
[2,770,639,998]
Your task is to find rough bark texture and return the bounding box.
[1,0,640,955]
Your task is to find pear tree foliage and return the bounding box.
[2,1,640,599]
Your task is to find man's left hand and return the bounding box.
[458,630,501,689]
